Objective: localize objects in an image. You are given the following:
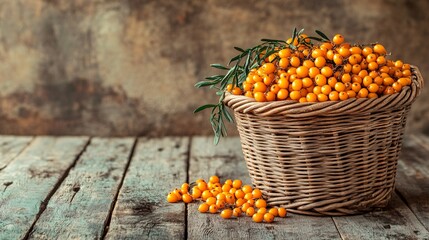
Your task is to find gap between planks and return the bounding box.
[23,137,92,240]
[101,138,139,239]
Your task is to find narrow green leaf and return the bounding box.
[205,75,224,80]
[234,47,245,52]
[261,38,286,43]
[210,64,229,70]
[193,104,217,113]
[297,28,305,36]
[221,107,234,122]
[194,81,217,88]
[315,30,330,41]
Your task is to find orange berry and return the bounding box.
[333,54,343,65]
[368,83,379,93]
[321,85,332,95]
[339,91,349,100]
[268,208,279,217]
[279,58,290,69]
[182,193,193,203]
[266,91,276,101]
[392,82,402,92]
[306,93,317,102]
[255,199,267,208]
[264,213,275,223]
[277,89,289,100]
[167,193,179,203]
[352,82,362,93]
[253,82,267,93]
[254,92,266,102]
[220,209,233,219]
[332,34,344,45]
[373,44,387,55]
[232,87,242,95]
[278,207,287,217]
[315,74,327,86]
[198,203,209,213]
[252,189,263,199]
[346,90,356,98]
[317,93,328,102]
[279,48,292,58]
[334,82,346,92]
[209,205,218,214]
[290,56,301,67]
[252,213,264,223]
[357,88,369,98]
[292,79,303,91]
[314,56,326,68]
[290,90,301,100]
[246,207,256,217]
[329,91,339,101]
[233,207,242,217]
[296,66,309,78]
[321,66,333,77]
[262,63,276,74]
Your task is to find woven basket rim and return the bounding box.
[224,65,424,117]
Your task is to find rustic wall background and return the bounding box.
[0,0,428,136]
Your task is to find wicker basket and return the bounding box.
[224,66,424,216]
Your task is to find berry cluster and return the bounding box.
[228,34,412,102]
[167,176,287,223]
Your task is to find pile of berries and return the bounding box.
[228,34,413,102]
[167,176,287,223]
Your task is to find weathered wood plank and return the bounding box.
[187,137,342,240]
[105,137,189,240]
[28,137,135,240]
[0,136,89,240]
[395,134,429,231]
[333,194,429,239]
[0,136,33,171]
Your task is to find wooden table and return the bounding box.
[0,135,428,239]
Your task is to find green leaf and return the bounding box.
[193,104,217,113]
[221,106,234,122]
[210,64,229,70]
[194,81,217,88]
[261,38,286,43]
[205,75,224,80]
[297,28,305,36]
[234,47,245,52]
[306,36,324,42]
[315,30,330,41]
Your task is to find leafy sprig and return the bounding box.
[194,28,330,144]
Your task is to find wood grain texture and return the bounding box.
[105,137,189,240]
[0,136,89,240]
[333,194,429,239]
[187,137,342,240]
[29,138,135,240]
[0,136,33,170]
[395,134,429,231]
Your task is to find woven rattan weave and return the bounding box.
[224,66,424,216]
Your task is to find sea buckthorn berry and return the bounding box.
[253,82,267,93]
[262,62,275,74]
[384,86,395,95]
[191,187,202,199]
[338,47,350,58]
[333,54,343,65]
[394,60,404,69]
[362,47,373,57]
[217,193,226,201]
[367,62,378,71]
[317,93,328,102]
[167,192,179,203]
[268,208,279,217]
[311,49,324,58]
[199,203,209,213]
[383,77,395,86]
[270,84,280,94]
[172,189,182,199]
[339,91,349,100]
[244,192,253,200]
[377,56,386,66]
[321,85,332,95]
[302,77,313,88]
[366,54,377,63]
[308,67,321,78]
[266,91,276,101]
[225,194,235,204]
[315,74,327,86]
[221,184,231,193]
[346,90,356,98]
[374,44,387,55]
[244,91,253,98]
[226,84,233,92]
[334,82,346,92]
[182,193,193,203]
[348,54,362,65]
[321,66,333,77]
[313,86,322,95]
[352,64,361,74]
[243,82,252,92]
[252,213,264,223]
[254,92,266,102]
[349,46,362,55]
[252,189,263,199]
[264,213,275,223]
[314,56,326,68]
[209,176,219,183]
[242,185,253,194]
[341,73,352,83]
[233,208,242,217]
[277,78,289,89]
[326,50,335,60]
[290,56,301,67]
[241,203,251,212]
[303,59,315,68]
[292,79,303,91]
[232,87,242,95]
[247,199,255,206]
[279,58,290,69]
[299,97,307,103]
[197,181,208,191]
[236,198,247,207]
[296,66,309,78]
[257,207,267,215]
[224,179,233,186]
[368,83,379,93]
[306,93,317,102]
[201,190,213,200]
[402,69,411,77]
[290,90,301,100]
[206,196,216,205]
[362,76,373,87]
[368,93,378,98]
[333,34,345,45]
[253,75,262,83]
[358,88,369,98]
[278,208,287,218]
[279,48,292,58]
[329,91,339,101]
[209,205,218,214]
[220,209,233,219]
[277,89,289,100]
[352,83,362,93]
[216,199,226,208]
[392,82,402,92]
[246,207,256,217]
[352,75,362,84]
[398,77,410,86]
[343,63,352,73]
[181,183,189,193]
[328,77,337,88]
[255,199,267,208]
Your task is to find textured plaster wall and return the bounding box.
[0,0,428,136]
